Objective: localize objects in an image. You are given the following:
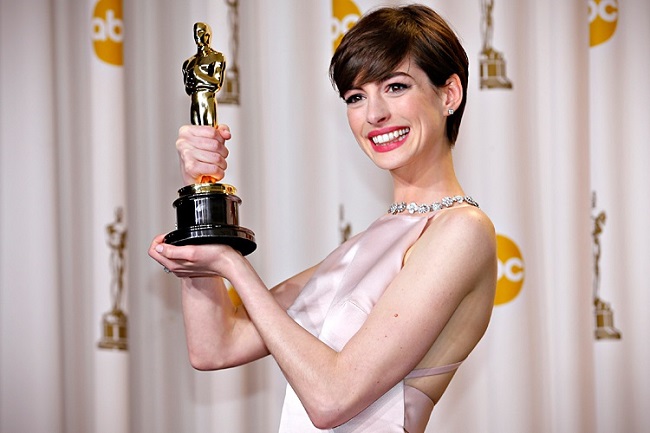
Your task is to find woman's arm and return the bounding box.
[150,123,320,369]
[179,276,263,370]
[149,234,318,370]
[153,206,496,429]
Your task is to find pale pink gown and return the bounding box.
[278,213,462,432]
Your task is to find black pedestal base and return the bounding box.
[163,183,256,256]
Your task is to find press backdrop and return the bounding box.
[1,0,648,432]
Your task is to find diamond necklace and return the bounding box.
[388,195,479,215]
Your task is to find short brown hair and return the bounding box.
[329,4,469,144]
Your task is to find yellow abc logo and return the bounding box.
[589,0,618,47]
[495,234,524,305]
[92,0,123,66]
[332,0,361,52]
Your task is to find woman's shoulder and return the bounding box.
[417,205,497,268]
[427,205,494,234]
[429,204,494,236]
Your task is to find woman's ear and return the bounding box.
[443,74,463,114]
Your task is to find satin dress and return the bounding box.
[278,212,462,433]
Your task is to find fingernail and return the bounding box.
[155,245,163,253]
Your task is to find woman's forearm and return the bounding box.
[226,259,353,427]
[181,276,269,370]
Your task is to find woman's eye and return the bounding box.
[344,93,364,105]
[387,82,409,93]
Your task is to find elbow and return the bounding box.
[187,342,247,371]
[308,410,341,430]
[304,395,354,430]
[312,417,342,431]
[189,356,217,371]
[187,346,226,371]
[188,352,218,371]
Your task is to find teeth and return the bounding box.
[371,128,410,145]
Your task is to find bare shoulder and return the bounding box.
[419,205,495,256]
[406,206,497,295]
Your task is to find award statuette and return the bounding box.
[98,208,128,350]
[479,0,512,89]
[591,193,621,340]
[164,22,256,255]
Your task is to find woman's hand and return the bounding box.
[148,234,242,279]
[176,124,231,185]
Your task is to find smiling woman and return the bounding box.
[340,59,459,176]
[149,4,497,433]
[330,5,469,145]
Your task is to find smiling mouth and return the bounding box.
[370,128,410,145]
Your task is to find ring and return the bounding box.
[163,267,171,274]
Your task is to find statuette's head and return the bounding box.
[194,22,212,48]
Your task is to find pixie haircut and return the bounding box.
[329,4,469,145]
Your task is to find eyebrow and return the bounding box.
[349,71,414,93]
[381,71,413,81]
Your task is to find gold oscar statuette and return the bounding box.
[98,207,128,351]
[592,192,621,340]
[479,0,513,89]
[163,22,256,255]
[217,0,241,105]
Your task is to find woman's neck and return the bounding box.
[390,151,463,204]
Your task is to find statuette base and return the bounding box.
[164,182,256,256]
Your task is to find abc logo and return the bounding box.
[332,0,361,51]
[495,234,524,305]
[589,0,618,47]
[92,0,123,66]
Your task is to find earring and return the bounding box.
[447,108,454,115]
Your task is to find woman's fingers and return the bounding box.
[178,124,231,150]
[179,147,228,183]
[176,125,231,184]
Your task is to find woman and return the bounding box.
[149,5,497,432]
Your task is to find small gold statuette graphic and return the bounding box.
[164,22,256,255]
[217,0,241,105]
[479,0,512,89]
[98,207,128,351]
[592,193,621,340]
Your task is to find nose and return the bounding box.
[366,95,390,125]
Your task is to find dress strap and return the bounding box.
[405,360,463,379]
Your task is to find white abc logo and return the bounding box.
[495,234,524,305]
[588,0,618,23]
[497,257,524,283]
[92,9,123,42]
[331,14,359,43]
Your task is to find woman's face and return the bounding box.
[343,60,450,174]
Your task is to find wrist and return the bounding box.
[181,276,222,293]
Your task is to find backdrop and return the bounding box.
[1,0,648,432]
